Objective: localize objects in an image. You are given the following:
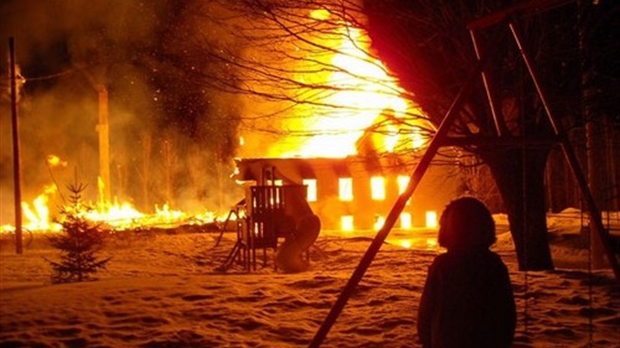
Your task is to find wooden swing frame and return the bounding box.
[309,1,620,345]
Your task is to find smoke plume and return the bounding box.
[0,0,244,226]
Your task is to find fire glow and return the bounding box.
[20,185,61,233]
[271,9,426,159]
[3,12,437,250]
[1,180,224,235]
[260,10,439,244]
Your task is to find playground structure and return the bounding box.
[219,168,321,273]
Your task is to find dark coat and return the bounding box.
[417,249,516,348]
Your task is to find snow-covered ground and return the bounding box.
[1,209,618,347]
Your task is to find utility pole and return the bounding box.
[96,84,111,205]
[9,37,23,254]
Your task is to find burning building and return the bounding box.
[234,146,464,233]
[228,121,465,272]
[232,11,466,237]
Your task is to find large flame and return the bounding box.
[279,11,425,158]
[0,169,229,234]
[299,28,406,157]
[20,185,61,232]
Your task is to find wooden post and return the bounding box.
[586,120,607,268]
[9,37,23,254]
[96,85,111,204]
[605,117,618,211]
[509,21,619,280]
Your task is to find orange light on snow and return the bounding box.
[395,238,438,250]
[426,238,438,249]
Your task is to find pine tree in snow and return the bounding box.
[48,181,111,283]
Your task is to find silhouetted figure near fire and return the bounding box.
[417,197,516,348]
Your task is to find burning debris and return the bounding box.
[1,180,231,237]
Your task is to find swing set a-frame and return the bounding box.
[309,0,620,346]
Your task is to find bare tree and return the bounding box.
[361,0,620,270]
[188,0,433,159]
[361,0,567,270]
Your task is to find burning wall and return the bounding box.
[235,156,463,231]
[232,8,464,232]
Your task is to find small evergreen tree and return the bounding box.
[48,181,111,283]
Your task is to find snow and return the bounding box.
[1,210,619,347]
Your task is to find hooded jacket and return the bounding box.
[417,248,516,348]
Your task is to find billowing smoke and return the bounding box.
[0,0,244,225]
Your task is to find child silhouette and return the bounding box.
[417,197,516,348]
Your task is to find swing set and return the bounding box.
[309,0,619,346]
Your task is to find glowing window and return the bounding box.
[370,176,386,200]
[341,215,354,232]
[339,178,353,201]
[374,215,385,231]
[273,179,283,186]
[303,179,317,202]
[397,176,409,194]
[397,176,411,205]
[400,213,412,229]
[426,211,438,228]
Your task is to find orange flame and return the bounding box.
[46,154,67,168]
[276,12,426,158]
[20,185,61,232]
[0,185,227,234]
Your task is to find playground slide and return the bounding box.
[275,187,321,273]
